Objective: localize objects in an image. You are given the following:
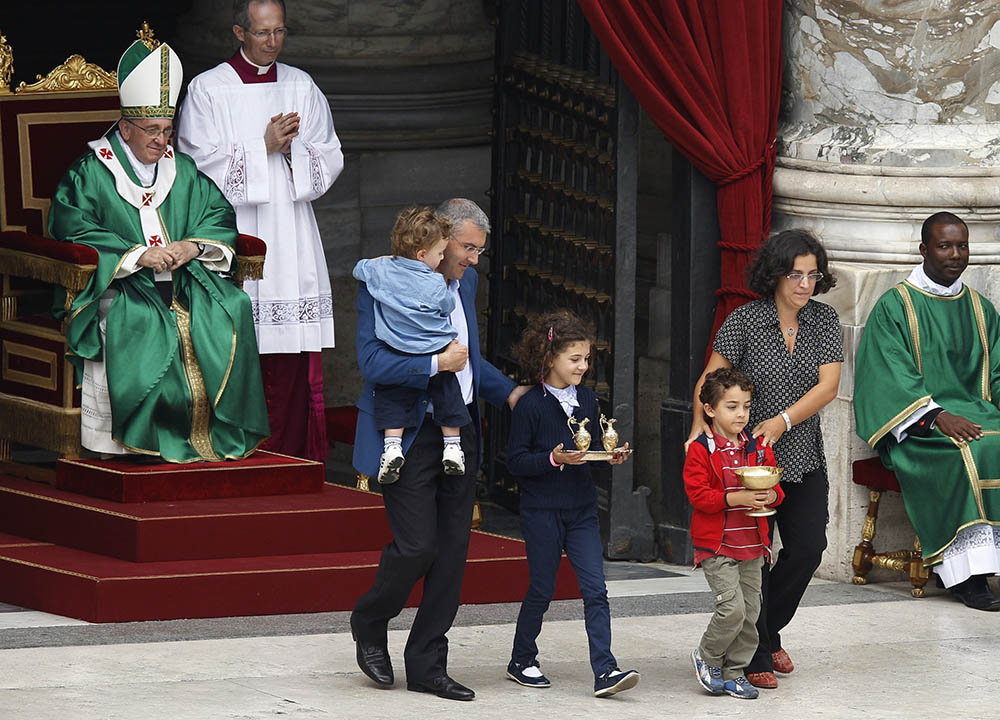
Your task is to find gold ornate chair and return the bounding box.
[0,24,264,477]
[851,457,930,598]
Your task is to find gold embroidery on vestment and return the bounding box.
[173,300,220,461]
[969,289,991,402]
[866,395,932,448]
[895,284,922,375]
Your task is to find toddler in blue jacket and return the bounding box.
[352,206,470,483]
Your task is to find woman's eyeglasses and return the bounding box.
[785,272,824,283]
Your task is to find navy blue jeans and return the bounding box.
[512,502,616,677]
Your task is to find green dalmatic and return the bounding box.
[855,281,1000,564]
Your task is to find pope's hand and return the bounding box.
[137,246,174,272]
[164,241,201,270]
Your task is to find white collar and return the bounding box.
[240,47,274,75]
[115,130,157,187]
[906,263,963,296]
[543,382,579,408]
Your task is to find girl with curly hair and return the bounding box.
[504,310,639,698]
[684,229,844,690]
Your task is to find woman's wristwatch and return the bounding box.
[780,411,792,431]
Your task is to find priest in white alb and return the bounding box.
[177,0,343,461]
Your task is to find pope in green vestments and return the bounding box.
[48,40,269,462]
[855,227,1000,568]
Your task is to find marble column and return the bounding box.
[772,0,1000,582]
[171,0,497,408]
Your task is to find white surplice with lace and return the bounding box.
[176,54,343,353]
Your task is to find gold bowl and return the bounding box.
[732,466,782,490]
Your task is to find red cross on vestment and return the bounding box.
[148,235,163,246]
[142,192,154,207]
[163,148,174,158]
[99,148,113,159]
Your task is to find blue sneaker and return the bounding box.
[691,648,724,695]
[594,667,640,697]
[506,660,551,688]
[723,675,759,700]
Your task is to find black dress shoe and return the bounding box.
[355,637,394,686]
[950,575,1000,611]
[407,674,476,701]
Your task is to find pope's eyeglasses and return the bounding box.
[124,118,173,139]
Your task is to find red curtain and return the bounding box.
[577,0,783,340]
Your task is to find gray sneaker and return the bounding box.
[691,648,724,696]
[723,675,759,700]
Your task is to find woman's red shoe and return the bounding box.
[772,648,795,674]
[746,671,778,689]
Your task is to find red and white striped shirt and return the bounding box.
[693,434,767,564]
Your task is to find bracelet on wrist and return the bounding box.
[780,411,792,432]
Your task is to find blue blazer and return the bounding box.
[352,267,516,478]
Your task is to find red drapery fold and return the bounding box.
[577,0,783,342]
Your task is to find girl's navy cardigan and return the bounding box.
[506,383,602,510]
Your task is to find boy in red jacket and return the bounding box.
[684,368,784,700]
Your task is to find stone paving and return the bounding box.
[2,564,998,719]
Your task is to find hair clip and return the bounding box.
[547,327,554,342]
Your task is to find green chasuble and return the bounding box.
[855,280,1000,565]
[49,134,270,462]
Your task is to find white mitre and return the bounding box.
[117,40,183,119]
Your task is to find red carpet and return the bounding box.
[0,528,580,622]
[55,451,324,502]
[0,459,582,622]
[0,476,391,562]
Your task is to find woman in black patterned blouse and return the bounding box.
[684,229,843,690]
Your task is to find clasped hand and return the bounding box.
[137,241,200,272]
[265,112,299,154]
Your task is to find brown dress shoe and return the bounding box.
[772,648,794,674]
[746,671,778,689]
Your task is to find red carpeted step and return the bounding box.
[0,530,581,623]
[54,451,324,503]
[0,476,392,562]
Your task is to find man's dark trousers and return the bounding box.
[351,412,477,682]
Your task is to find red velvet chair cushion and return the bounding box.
[0,230,99,265]
[237,233,266,256]
[852,457,901,492]
[1,231,265,264]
